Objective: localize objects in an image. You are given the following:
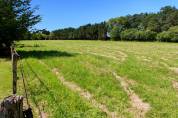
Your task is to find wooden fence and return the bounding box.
[0,47,29,118]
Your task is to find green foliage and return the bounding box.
[107,6,178,42]
[120,29,157,41]
[38,29,50,35]
[108,6,178,33]
[156,26,178,42]
[169,26,178,42]
[120,29,138,41]
[159,6,178,31]
[52,22,108,40]
[0,0,41,48]
[169,26,178,33]
[146,14,161,32]
[110,26,124,40]
[107,17,128,32]
[156,31,174,42]
[31,29,51,40]
[136,30,157,41]
[31,33,49,40]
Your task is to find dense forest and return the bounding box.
[31,22,108,40]
[32,6,178,42]
[52,22,108,40]
[107,6,178,42]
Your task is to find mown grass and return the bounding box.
[0,59,12,100]
[19,58,107,118]
[0,40,178,118]
[42,54,131,117]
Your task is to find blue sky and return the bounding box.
[31,0,178,31]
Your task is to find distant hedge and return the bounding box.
[156,26,178,42]
[120,29,157,41]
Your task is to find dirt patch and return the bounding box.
[126,79,137,86]
[87,50,127,62]
[111,50,128,62]
[172,80,178,91]
[113,72,150,118]
[170,67,178,75]
[88,52,122,61]
[41,112,48,118]
[160,63,178,75]
[160,62,170,68]
[137,56,152,62]
[33,100,48,118]
[143,58,152,62]
[39,61,119,118]
[161,57,169,61]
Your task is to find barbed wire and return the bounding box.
[19,57,31,108]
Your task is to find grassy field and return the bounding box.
[0,59,12,100]
[0,40,178,118]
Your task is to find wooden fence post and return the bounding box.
[11,47,19,94]
[0,95,23,118]
[0,47,24,118]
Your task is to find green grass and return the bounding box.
[21,58,107,118]
[0,40,178,118]
[0,59,12,100]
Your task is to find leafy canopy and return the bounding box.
[0,0,41,48]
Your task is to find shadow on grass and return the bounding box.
[18,50,76,59]
[16,43,44,48]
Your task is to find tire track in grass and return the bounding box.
[160,62,178,91]
[86,50,127,62]
[112,72,151,118]
[170,67,178,75]
[88,52,122,61]
[39,60,119,118]
[97,46,128,62]
[23,60,49,118]
[160,61,178,75]
[172,80,178,91]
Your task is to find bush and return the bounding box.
[110,26,124,40]
[168,26,178,42]
[156,26,178,42]
[120,29,138,41]
[120,29,157,41]
[31,33,48,40]
[136,30,157,41]
[156,31,174,42]
[171,35,178,42]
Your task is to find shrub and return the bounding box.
[110,26,124,40]
[120,29,138,41]
[31,33,48,40]
[171,35,178,42]
[156,31,173,42]
[135,30,156,41]
[168,26,178,42]
[120,29,157,41]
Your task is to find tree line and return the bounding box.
[31,6,178,42]
[108,6,178,42]
[32,22,108,40]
